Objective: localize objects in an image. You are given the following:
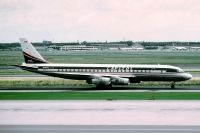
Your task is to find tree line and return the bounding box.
[1,41,200,50]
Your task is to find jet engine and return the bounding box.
[111,77,130,85]
[87,77,111,85]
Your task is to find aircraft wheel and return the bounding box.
[106,84,112,89]
[171,82,175,89]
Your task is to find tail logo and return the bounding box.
[20,38,47,64]
[23,51,47,63]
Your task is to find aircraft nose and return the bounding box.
[184,73,192,80]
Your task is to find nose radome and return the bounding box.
[185,73,192,80]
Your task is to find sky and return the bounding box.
[0,0,200,42]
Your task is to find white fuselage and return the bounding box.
[20,63,192,85]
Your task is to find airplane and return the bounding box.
[16,38,192,89]
[190,47,200,51]
[132,46,144,51]
[173,46,187,51]
[172,44,187,51]
[119,46,143,51]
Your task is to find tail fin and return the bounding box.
[19,38,48,64]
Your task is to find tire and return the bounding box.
[171,82,175,89]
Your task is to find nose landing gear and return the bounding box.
[171,81,175,89]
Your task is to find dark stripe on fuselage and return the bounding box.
[36,67,185,81]
[36,71,187,81]
[37,66,179,72]
[20,65,188,82]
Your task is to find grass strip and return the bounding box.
[0,92,200,100]
[0,79,200,87]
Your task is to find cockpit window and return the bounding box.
[166,69,178,73]
[166,68,184,73]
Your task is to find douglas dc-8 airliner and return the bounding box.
[16,38,192,88]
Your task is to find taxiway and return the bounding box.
[1,125,200,133]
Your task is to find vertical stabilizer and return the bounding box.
[19,38,47,64]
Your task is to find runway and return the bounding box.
[1,101,200,132]
[0,86,200,92]
[1,100,200,125]
[1,125,200,133]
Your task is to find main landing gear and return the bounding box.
[171,81,175,89]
